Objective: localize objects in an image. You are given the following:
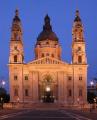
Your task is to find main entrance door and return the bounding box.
[39,74,58,103]
[43,86,54,103]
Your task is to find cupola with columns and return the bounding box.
[35,14,61,60]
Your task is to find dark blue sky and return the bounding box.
[0,0,97,91]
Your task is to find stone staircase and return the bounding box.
[6,102,84,110]
[22,103,84,110]
[35,103,61,110]
[19,102,64,110]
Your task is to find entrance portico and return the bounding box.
[39,74,58,103]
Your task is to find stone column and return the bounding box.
[73,67,79,105]
[64,73,67,104]
[83,67,88,104]
[19,66,24,103]
[29,71,33,102]
[32,71,39,103]
[58,71,64,103]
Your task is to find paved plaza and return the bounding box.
[0,108,97,120]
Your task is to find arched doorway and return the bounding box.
[39,74,58,103]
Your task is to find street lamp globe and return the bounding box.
[90,81,94,86]
[2,81,5,86]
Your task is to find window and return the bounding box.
[25,76,28,80]
[75,29,77,32]
[79,76,82,81]
[68,76,72,81]
[79,89,82,96]
[46,42,49,44]
[78,47,81,51]
[14,33,19,40]
[14,89,18,96]
[42,53,44,57]
[68,89,72,97]
[14,55,17,62]
[51,54,54,57]
[14,46,17,50]
[78,56,82,63]
[14,75,18,80]
[46,53,49,56]
[25,89,29,96]
[14,33,17,40]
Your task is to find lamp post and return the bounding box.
[17,97,20,103]
[89,80,95,112]
[0,97,3,109]
[94,98,96,109]
[90,80,94,93]
[0,80,6,109]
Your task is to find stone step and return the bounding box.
[20,103,62,109]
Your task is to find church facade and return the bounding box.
[8,10,87,104]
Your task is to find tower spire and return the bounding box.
[43,14,52,31]
[76,10,79,17]
[15,9,19,16]
[11,9,22,41]
[74,10,81,22]
[13,9,20,22]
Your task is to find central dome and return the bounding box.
[37,15,58,41]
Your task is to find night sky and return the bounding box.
[0,0,97,91]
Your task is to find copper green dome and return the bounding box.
[37,14,58,41]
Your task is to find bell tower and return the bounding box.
[9,9,24,63]
[72,10,87,64]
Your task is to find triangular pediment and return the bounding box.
[28,57,68,65]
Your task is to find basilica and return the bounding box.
[8,9,87,104]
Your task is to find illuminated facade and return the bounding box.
[8,10,87,104]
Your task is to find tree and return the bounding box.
[87,92,96,104]
[0,88,10,103]
[94,78,97,90]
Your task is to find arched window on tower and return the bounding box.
[14,55,17,62]
[79,32,81,39]
[14,46,17,50]
[78,47,81,51]
[78,56,82,63]
[14,33,18,40]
